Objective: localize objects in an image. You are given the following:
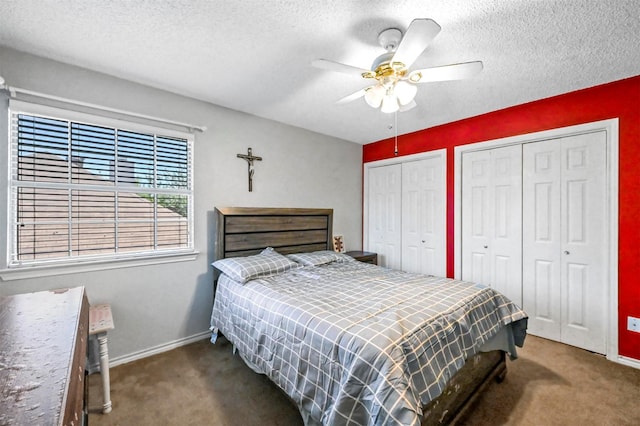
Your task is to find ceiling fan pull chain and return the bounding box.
[394,111,398,156]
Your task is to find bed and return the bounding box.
[210,207,527,425]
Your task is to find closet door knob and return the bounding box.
[483,245,488,249]
[564,250,570,255]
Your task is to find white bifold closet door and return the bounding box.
[368,163,402,270]
[401,158,446,276]
[522,131,607,354]
[367,155,445,275]
[461,145,523,305]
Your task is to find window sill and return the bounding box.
[0,251,200,281]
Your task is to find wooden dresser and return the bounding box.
[0,287,89,426]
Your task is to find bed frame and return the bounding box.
[213,206,507,425]
[214,206,333,259]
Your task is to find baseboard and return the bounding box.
[88,330,211,373]
[614,355,640,370]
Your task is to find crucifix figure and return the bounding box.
[236,147,262,192]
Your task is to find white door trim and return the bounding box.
[363,149,447,274]
[453,119,619,362]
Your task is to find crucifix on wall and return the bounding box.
[237,147,262,192]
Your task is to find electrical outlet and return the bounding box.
[628,316,640,333]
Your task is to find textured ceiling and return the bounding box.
[0,1,638,144]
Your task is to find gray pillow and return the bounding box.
[287,250,355,266]
[212,248,299,283]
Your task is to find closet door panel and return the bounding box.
[490,145,522,303]
[462,145,522,304]
[368,164,402,270]
[523,141,562,340]
[403,186,420,271]
[523,131,607,353]
[402,157,445,276]
[462,150,492,285]
[560,131,607,354]
[533,259,555,320]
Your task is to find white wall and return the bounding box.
[0,47,363,363]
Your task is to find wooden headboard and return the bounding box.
[214,207,333,260]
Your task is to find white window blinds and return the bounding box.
[8,101,194,266]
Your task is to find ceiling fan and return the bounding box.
[312,19,483,113]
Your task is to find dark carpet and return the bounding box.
[88,335,640,425]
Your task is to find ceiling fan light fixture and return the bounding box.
[395,80,417,106]
[381,94,400,114]
[364,85,385,108]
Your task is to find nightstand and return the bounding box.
[345,250,377,265]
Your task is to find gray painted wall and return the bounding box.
[0,47,363,363]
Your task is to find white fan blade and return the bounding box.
[336,88,367,105]
[312,59,370,78]
[399,100,417,112]
[408,61,483,83]
[391,19,441,68]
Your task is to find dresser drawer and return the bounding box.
[65,292,89,426]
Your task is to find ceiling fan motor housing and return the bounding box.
[377,28,402,51]
[368,28,408,80]
[369,52,407,83]
[371,52,394,72]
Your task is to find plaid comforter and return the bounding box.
[210,261,527,426]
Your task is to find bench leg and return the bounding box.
[97,332,112,414]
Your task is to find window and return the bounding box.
[8,101,194,267]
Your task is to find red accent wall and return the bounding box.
[363,75,640,361]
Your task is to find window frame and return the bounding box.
[4,100,196,276]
